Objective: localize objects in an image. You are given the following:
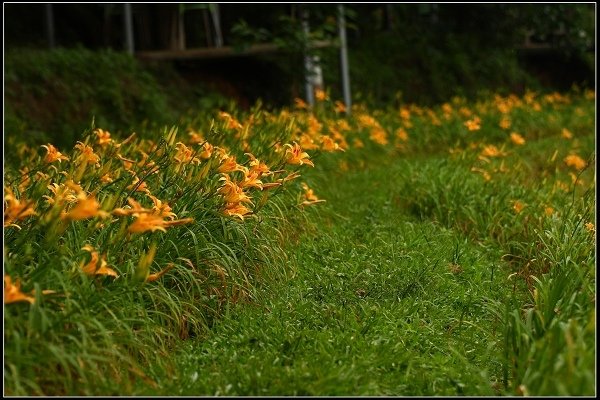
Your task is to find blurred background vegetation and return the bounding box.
[3,3,595,148]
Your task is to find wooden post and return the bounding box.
[338,4,351,114]
[124,3,134,54]
[45,4,55,48]
[203,8,214,47]
[178,4,186,50]
[301,7,314,107]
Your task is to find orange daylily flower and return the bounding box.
[427,110,442,126]
[357,114,379,129]
[479,145,506,160]
[218,175,253,204]
[188,130,205,144]
[218,154,246,173]
[137,151,158,173]
[584,89,595,100]
[336,119,351,132]
[74,142,100,165]
[240,170,263,190]
[308,115,322,136]
[564,154,586,170]
[4,187,37,228]
[246,153,271,176]
[118,198,192,233]
[329,128,349,150]
[294,98,308,109]
[174,142,201,165]
[223,202,252,220]
[112,197,152,217]
[396,128,409,142]
[43,182,80,206]
[147,194,177,220]
[499,117,511,130]
[585,222,595,234]
[128,214,194,234]
[284,142,314,167]
[299,134,320,151]
[80,245,118,277]
[510,132,526,145]
[459,107,473,118]
[146,264,175,283]
[334,101,346,113]
[300,183,326,206]
[127,174,151,194]
[218,111,243,130]
[400,107,411,121]
[117,154,136,170]
[321,135,344,152]
[315,88,327,101]
[471,167,492,182]
[369,128,388,145]
[65,180,84,193]
[41,144,69,163]
[353,138,364,149]
[100,173,113,183]
[95,129,112,146]
[561,128,573,139]
[441,103,453,117]
[4,275,35,304]
[512,200,525,214]
[199,142,214,160]
[62,192,110,221]
[464,116,481,131]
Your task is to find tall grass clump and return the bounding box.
[370,88,596,395]
[298,87,595,395]
[3,103,346,394]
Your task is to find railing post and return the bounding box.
[302,7,315,107]
[45,4,55,48]
[338,4,351,115]
[210,3,223,48]
[124,3,135,54]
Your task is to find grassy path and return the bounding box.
[142,157,514,396]
[4,83,594,396]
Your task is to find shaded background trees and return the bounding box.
[3,3,595,147]
[4,3,595,106]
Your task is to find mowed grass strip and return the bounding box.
[145,159,514,396]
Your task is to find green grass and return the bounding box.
[135,109,594,395]
[4,87,595,396]
[132,158,510,396]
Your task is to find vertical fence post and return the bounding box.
[302,7,315,107]
[210,3,223,48]
[338,4,351,115]
[124,3,134,54]
[45,3,55,48]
